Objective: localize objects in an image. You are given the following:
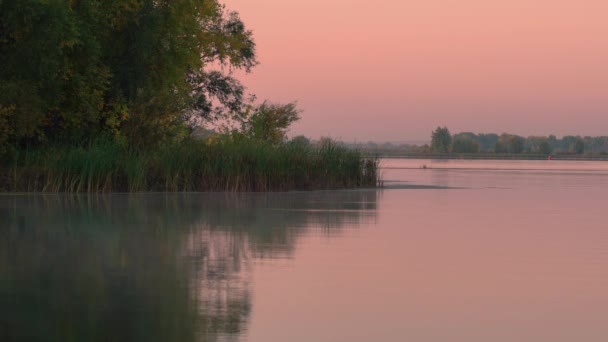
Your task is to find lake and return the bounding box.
[2,159,608,341]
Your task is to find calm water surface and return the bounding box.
[2,159,608,341]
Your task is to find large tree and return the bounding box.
[0,0,257,149]
[431,126,452,153]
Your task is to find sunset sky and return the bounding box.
[224,0,608,142]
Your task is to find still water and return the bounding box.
[2,159,608,341]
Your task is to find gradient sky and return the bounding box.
[224,0,608,142]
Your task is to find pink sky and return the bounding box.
[224,0,608,142]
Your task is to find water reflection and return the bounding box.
[0,191,377,342]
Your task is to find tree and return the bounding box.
[510,136,525,154]
[495,133,524,154]
[539,140,552,155]
[525,136,552,154]
[575,137,585,154]
[0,0,257,149]
[452,134,480,153]
[241,102,300,144]
[431,127,451,153]
[562,136,578,153]
[0,0,110,145]
[289,135,311,147]
[477,133,499,152]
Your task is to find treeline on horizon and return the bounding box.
[0,0,377,192]
[353,127,608,156]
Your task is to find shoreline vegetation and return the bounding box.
[1,2,601,194]
[365,153,608,161]
[0,1,379,193]
[354,127,608,160]
[1,138,379,193]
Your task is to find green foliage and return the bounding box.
[450,131,606,155]
[539,140,552,155]
[289,135,311,147]
[525,136,552,154]
[3,138,378,192]
[495,134,525,154]
[0,0,257,149]
[431,126,452,153]
[574,138,585,154]
[359,128,608,157]
[0,105,15,158]
[476,133,499,152]
[241,102,300,144]
[0,0,110,145]
[452,134,480,153]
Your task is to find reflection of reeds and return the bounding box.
[0,191,379,341]
[3,139,379,192]
[0,191,379,256]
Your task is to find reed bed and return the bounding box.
[1,139,378,192]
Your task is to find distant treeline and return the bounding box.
[433,128,608,155]
[350,127,608,156]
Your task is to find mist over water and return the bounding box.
[0,192,377,341]
[2,160,608,341]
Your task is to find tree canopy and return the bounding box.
[431,126,451,153]
[0,0,257,151]
[426,128,601,155]
[452,133,480,153]
[241,102,300,144]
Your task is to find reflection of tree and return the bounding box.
[186,229,252,340]
[0,190,378,341]
[0,196,201,342]
[194,191,378,258]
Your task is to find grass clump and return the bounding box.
[1,138,378,193]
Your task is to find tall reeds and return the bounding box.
[1,139,378,192]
